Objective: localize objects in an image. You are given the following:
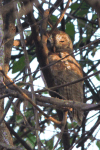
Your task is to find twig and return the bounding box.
[54,111,68,149]
[49,0,63,14]
[0,67,62,125]
[77,116,100,148]
[49,0,71,35]
[35,70,100,93]
[0,97,13,124]
[6,122,32,150]
[13,1,41,148]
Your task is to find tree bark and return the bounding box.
[84,0,100,15]
[0,0,16,148]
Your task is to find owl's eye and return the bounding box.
[60,41,64,42]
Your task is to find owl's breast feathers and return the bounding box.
[48,52,83,78]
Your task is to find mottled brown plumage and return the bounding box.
[48,30,83,125]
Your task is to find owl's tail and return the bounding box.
[72,109,83,125]
[69,108,83,126]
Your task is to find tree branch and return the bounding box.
[0,67,62,125]
[84,0,100,15]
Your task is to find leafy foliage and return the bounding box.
[2,0,100,150]
[65,22,75,41]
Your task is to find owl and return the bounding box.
[47,30,83,125]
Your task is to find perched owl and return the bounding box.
[47,30,83,125]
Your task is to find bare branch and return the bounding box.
[0,67,62,125]
[49,0,71,35]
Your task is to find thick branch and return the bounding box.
[35,94,100,111]
[84,0,100,15]
[4,88,100,112]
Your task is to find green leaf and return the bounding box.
[81,1,90,9]
[24,110,32,117]
[92,14,97,20]
[70,3,79,10]
[46,138,53,149]
[71,2,89,17]
[91,48,97,57]
[16,81,31,87]
[65,22,75,41]
[58,148,62,150]
[70,136,73,145]
[16,115,23,123]
[77,19,86,27]
[26,133,36,148]
[82,37,87,43]
[70,2,90,11]
[68,122,77,129]
[96,141,100,149]
[12,55,32,73]
[86,58,93,66]
[50,15,58,23]
[76,10,88,17]
[42,91,48,95]
[12,56,25,73]
[93,69,100,81]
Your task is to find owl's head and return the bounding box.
[47,30,73,54]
